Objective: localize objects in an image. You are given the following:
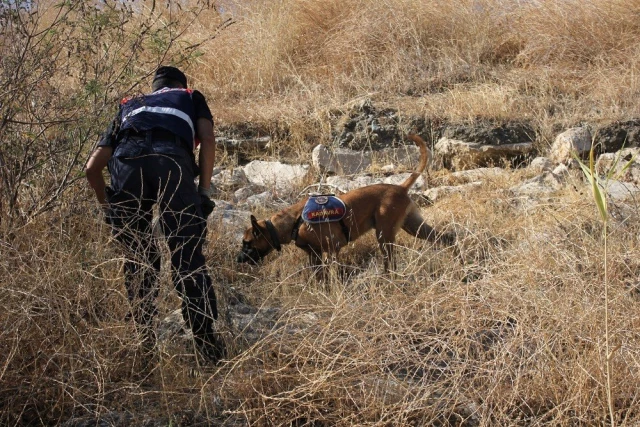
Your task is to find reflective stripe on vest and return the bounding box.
[122,105,195,138]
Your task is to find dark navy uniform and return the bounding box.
[97,85,220,358]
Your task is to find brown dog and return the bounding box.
[236,133,454,272]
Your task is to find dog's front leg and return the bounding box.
[302,246,326,280]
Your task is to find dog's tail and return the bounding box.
[400,133,429,190]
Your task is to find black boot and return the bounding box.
[193,332,227,365]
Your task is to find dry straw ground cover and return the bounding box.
[2,0,640,425]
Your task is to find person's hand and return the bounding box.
[198,185,215,218]
[200,195,215,218]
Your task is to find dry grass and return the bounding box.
[3,0,640,425]
[4,180,640,425]
[197,0,640,147]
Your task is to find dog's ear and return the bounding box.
[250,215,260,230]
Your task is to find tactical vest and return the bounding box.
[119,87,196,149]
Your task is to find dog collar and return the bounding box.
[265,220,282,251]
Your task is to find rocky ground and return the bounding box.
[59,101,640,426]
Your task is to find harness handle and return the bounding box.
[297,183,343,198]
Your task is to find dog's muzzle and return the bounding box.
[236,241,262,265]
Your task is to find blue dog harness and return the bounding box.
[302,195,346,223]
[292,195,351,243]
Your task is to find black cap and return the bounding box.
[153,66,187,88]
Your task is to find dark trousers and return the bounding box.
[105,149,217,345]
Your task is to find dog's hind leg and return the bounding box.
[374,208,407,272]
[402,209,437,240]
[375,226,399,272]
[403,209,455,246]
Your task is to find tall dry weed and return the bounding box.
[204,0,640,140]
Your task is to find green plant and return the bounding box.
[574,143,635,427]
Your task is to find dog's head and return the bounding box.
[236,215,281,265]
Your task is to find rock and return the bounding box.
[595,148,640,184]
[333,99,402,150]
[376,145,432,170]
[325,175,380,193]
[243,160,310,193]
[234,185,266,204]
[220,287,281,346]
[435,120,536,169]
[435,137,534,171]
[211,168,249,190]
[450,167,508,183]
[529,156,554,173]
[595,120,640,152]
[210,199,234,212]
[311,144,372,175]
[157,308,188,341]
[382,173,425,189]
[442,121,535,146]
[326,173,425,193]
[245,191,275,208]
[422,182,482,202]
[208,202,253,233]
[157,287,281,351]
[605,180,640,201]
[549,126,592,163]
[312,143,432,175]
[552,163,570,177]
[509,171,566,196]
[216,136,271,152]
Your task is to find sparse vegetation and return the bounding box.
[2,0,640,425]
